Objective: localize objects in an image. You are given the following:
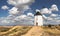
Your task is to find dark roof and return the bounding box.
[34,12,42,16]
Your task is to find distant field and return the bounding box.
[42,25,60,35]
[0,26,60,36]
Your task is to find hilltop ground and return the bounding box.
[0,26,60,36]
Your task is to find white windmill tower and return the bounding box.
[34,9,43,26]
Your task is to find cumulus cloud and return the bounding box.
[16,15,27,19]
[6,0,34,25]
[7,0,34,15]
[9,7,19,15]
[0,14,34,26]
[7,0,35,15]
[0,1,60,26]
[14,14,34,22]
[27,13,34,16]
[1,5,9,10]
[47,17,53,20]
[50,14,58,17]
[45,14,59,24]
[7,0,34,5]
[39,4,59,24]
[45,14,60,25]
[1,20,10,24]
[0,17,14,25]
[16,15,34,25]
[0,0,35,26]
[41,8,51,14]
[40,4,59,14]
[50,4,58,11]
[7,0,16,5]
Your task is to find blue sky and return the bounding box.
[0,0,60,17]
[0,0,60,26]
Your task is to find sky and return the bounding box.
[0,0,60,26]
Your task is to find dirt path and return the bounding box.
[22,26,44,36]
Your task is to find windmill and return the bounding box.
[34,9,43,26]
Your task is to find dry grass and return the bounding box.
[42,26,60,35]
[0,26,60,36]
[0,26,32,36]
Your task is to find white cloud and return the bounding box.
[7,0,16,5]
[9,7,19,15]
[0,14,34,26]
[0,1,60,25]
[23,5,30,10]
[41,8,51,14]
[7,0,35,15]
[7,0,34,5]
[0,0,35,26]
[13,14,34,25]
[6,15,16,20]
[1,20,10,24]
[1,5,9,10]
[40,4,59,24]
[50,4,58,11]
[16,15,27,19]
[47,17,53,20]
[40,4,58,14]
[27,13,34,16]
[50,14,58,17]
[57,20,60,22]
[14,14,34,21]
[44,14,60,25]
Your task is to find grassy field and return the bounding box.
[0,26,32,36]
[0,26,60,36]
[42,25,60,35]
